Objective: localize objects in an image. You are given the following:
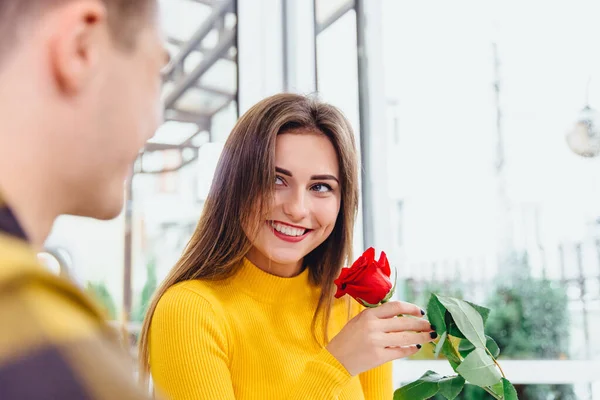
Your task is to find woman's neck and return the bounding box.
[245,247,304,278]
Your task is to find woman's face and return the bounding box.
[245,130,342,277]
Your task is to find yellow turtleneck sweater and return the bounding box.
[149,258,392,400]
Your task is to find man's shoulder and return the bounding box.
[0,233,41,281]
[0,234,151,399]
[0,233,106,339]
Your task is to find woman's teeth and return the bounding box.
[271,221,307,237]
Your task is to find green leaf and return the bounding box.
[446,314,466,339]
[458,336,500,359]
[437,296,487,350]
[458,339,475,358]
[441,338,462,371]
[382,268,398,302]
[490,381,505,398]
[434,331,448,359]
[357,298,380,308]
[438,375,465,400]
[502,378,518,400]
[456,348,502,387]
[393,370,443,400]
[427,294,447,334]
[465,301,491,325]
[486,336,500,358]
[443,299,490,339]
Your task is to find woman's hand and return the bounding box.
[326,301,435,376]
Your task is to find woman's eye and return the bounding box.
[275,176,285,185]
[312,183,333,193]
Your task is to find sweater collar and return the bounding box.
[233,257,318,304]
[0,194,28,241]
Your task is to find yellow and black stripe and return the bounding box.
[0,197,150,399]
[0,194,27,240]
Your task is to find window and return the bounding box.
[397,200,404,248]
[378,1,600,397]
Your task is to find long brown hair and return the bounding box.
[138,93,359,383]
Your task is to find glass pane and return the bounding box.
[379,0,600,397]
[149,121,198,145]
[315,0,353,26]
[159,0,213,43]
[128,0,239,336]
[199,59,238,94]
[315,4,364,257]
[166,85,231,115]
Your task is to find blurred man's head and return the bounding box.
[0,0,167,230]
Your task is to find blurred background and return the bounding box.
[38,0,600,398]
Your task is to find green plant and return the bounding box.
[394,294,517,400]
[444,252,574,400]
[85,281,117,320]
[131,256,158,323]
[486,253,569,359]
[403,280,464,311]
[482,253,574,400]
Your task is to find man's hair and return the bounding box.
[0,0,155,59]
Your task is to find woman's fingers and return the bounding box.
[383,345,421,362]
[380,316,435,333]
[370,301,425,319]
[325,301,431,376]
[381,330,437,348]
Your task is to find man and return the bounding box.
[0,0,168,398]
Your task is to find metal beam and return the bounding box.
[143,127,209,153]
[164,109,212,124]
[187,0,216,5]
[166,36,236,62]
[395,360,600,385]
[143,142,200,152]
[162,0,233,78]
[194,83,236,99]
[316,0,355,34]
[282,0,316,93]
[355,0,373,248]
[122,172,133,323]
[139,152,200,175]
[209,97,235,117]
[165,28,236,109]
[354,0,392,251]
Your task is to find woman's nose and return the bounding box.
[282,189,309,221]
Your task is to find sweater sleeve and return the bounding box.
[150,286,236,400]
[285,347,353,399]
[359,362,393,400]
[149,286,354,400]
[347,301,393,399]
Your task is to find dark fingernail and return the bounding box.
[430,331,438,339]
[416,344,422,349]
[420,309,425,316]
[430,324,436,331]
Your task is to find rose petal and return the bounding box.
[350,247,375,269]
[377,250,391,277]
[339,261,368,283]
[334,285,346,298]
[341,262,393,304]
[334,247,393,305]
[363,247,375,262]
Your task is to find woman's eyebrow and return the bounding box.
[276,167,339,183]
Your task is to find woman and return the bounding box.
[138,93,435,399]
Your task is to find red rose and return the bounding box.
[334,247,394,306]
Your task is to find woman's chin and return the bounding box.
[266,251,305,270]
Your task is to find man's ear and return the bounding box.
[48,0,108,94]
